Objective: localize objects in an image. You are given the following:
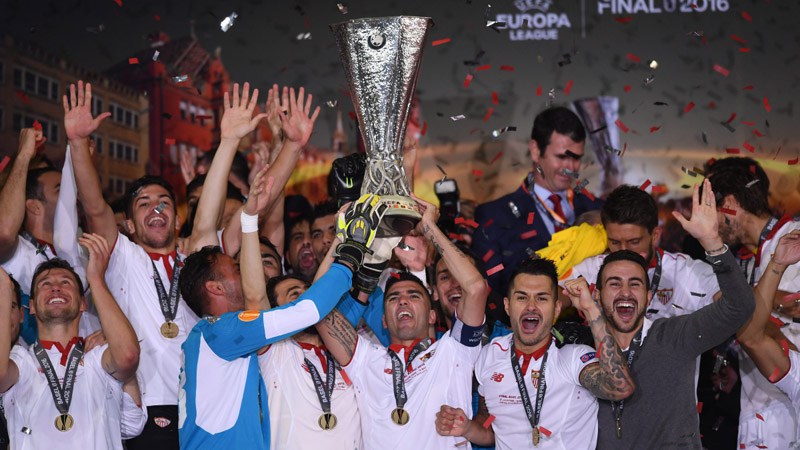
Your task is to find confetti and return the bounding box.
[172,75,188,83]
[643,74,655,86]
[789,157,799,166]
[741,11,752,22]
[450,115,466,121]
[615,119,629,133]
[745,179,760,188]
[220,12,238,32]
[491,126,516,138]
[639,179,652,191]
[420,122,427,136]
[591,125,608,135]
[624,85,632,92]
[564,80,574,95]
[561,168,579,179]
[581,188,596,201]
[539,426,552,437]
[482,415,496,428]
[783,293,800,303]
[527,212,535,225]
[697,403,703,413]
[739,47,750,53]
[154,201,168,214]
[432,38,451,46]
[296,33,312,40]
[482,249,495,263]
[557,54,572,67]
[486,264,504,276]
[500,65,515,71]
[755,413,764,421]
[483,108,494,122]
[649,126,661,133]
[326,100,338,108]
[713,64,730,77]
[536,86,543,96]
[626,53,641,63]
[615,17,633,23]
[15,90,29,103]
[486,20,507,32]
[720,122,735,133]
[0,156,10,174]
[476,64,492,72]
[653,184,668,193]
[603,145,622,156]
[684,102,695,113]
[763,97,771,112]
[743,142,755,153]
[753,129,764,137]
[491,92,499,105]
[336,3,348,14]
[128,57,139,65]
[769,315,786,329]
[520,229,538,240]
[472,169,484,177]
[484,219,494,228]
[463,74,473,88]
[730,34,746,44]
[702,132,708,145]
[648,60,659,69]
[720,208,737,216]
[113,0,122,6]
[153,50,160,61]
[33,120,42,131]
[547,89,556,107]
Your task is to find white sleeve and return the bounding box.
[5,346,36,397]
[566,344,599,386]
[679,257,719,306]
[563,255,603,285]
[120,387,147,439]
[1,240,47,295]
[774,351,800,411]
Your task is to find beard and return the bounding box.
[601,298,646,334]
[138,227,175,250]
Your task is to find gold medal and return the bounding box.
[55,414,74,432]
[533,427,541,446]
[161,321,179,339]
[391,407,410,425]
[318,413,338,430]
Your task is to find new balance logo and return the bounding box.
[491,372,505,382]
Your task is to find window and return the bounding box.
[107,139,139,163]
[13,67,59,101]
[91,134,103,155]
[180,101,187,120]
[124,110,133,127]
[12,111,59,144]
[109,102,139,129]
[189,104,197,124]
[92,96,104,118]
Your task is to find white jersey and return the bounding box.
[106,233,199,407]
[739,218,800,448]
[566,249,718,319]
[345,319,480,449]
[2,237,56,294]
[476,334,599,450]
[1,343,123,450]
[774,350,800,413]
[259,339,362,450]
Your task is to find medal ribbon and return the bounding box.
[387,339,432,411]
[648,250,663,302]
[33,340,84,417]
[304,349,337,415]
[509,339,549,437]
[151,257,181,323]
[611,327,644,438]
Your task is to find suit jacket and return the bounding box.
[471,178,603,293]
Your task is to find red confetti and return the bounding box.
[348,111,357,121]
[154,14,161,21]
[340,368,352,386]
[713,64,730,77]
[431,38,451,46]
[741,11,752,22]
[420,121,428,136]
[165,138,176,145]
[539,426,552,437]
[472,169,484,177]
[500,65,515,72]
[128,57,139,65]
[697,402,703,413]
[0,156,10,174]
[742,85,754,90]
[649,126,661,133]
[463,74,474,88]
[684,102,695,113]
[527,212,535,225]
[725,148,740,155]
[615,17,633,23]
[623,85,632,92]
[490,151,504,165]
[769,367,783,383]
[488,303,497,310]
[753,129,764,137]
[789,157,799,166]
[486,264,505,276]
[482,415,496,429]
[626,53,641,63]
[483,108,494,122]
[33,120,42,131]
[484,219,494,228]
[755,413,764,421]
[651,184,668,194]
[707,101,717,110]
[730,34,746,44]
[581,188,596,202]
[520,230,538,240]
[741,121,755,126]
[536,86,543,96]
[449,233,461,241]
[739,47,750,53]
[482,249,495,263]
[720,208,737,216]
[564,80,574,95]
[113,0,122,6]
[464,219,479,229]
[763,97,771,112]
[615,119,629,133]
[476,64,492,71]
[390,272,401,279]
[743,141,755,153]
[491,91,499,105]
[725,113,737,124]
[15,90,29,104]
[639,179,652,191]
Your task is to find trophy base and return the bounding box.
[376,195,421,237]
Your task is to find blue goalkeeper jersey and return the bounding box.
[178,263,353,450]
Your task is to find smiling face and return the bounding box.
[530,132,585,193]
[126,184,177,251]
[30,268,85,325]
[504,273,560,352]
[605,223,660,263]
[597,260,650,334]
[383,280,436,344]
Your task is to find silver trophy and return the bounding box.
[330,16,432,236]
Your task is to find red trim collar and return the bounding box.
[515,338,552,374]
[147,250,180,278]
[39,336,84,366]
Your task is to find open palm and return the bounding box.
[221,82,267,141]
[278,86,320,146]
[774,231,800,267]
[63,81,111,141]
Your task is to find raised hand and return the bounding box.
[79,232,112,282]
[435,405,470,437]
[180,148,197,185]
[248,141,272,185]
[278,86,321,146]
[243,166,275,217]
[220,82,268,142]
[411,193,440,231]
[63,81,111,141]
[672,178,723,250]
[265,84,283,143]
[563,276,596,314]
[17,128,38,158]
[773,230,800,267]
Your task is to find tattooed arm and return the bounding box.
[564,277,635,401]
[316,308,359,366]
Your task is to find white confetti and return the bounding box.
[153,50,160,61]
[220,12,238,32]
[336,2,349,14]
[172,75,188,83]
[648,59,658,69]
[296,32,312,40]
[326,100,338,108]
[450,115,466,121]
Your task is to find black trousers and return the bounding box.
[125,405,179,450]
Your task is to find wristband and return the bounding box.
[240,211,259,233]
[704,243,728,257]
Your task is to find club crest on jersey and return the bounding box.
[154,417,171,428]
[580,352,596,363]
[491,372,505,382]
[655,289,674,305]
[418,350,435,364]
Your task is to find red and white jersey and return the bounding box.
[106,233,199,407]
[258,339,362,450]
[345,324,480,449]
[1,237,56,294]
[773,350,800,413]
[476,334,599,450]
[1,343,124,450]
[565,249,718,319]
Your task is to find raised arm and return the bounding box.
[81,233,139,381]
[64,81,116,246]
[189,82,267,253]
[564,276,635,401]
[0,129,39,261]
[414,194,488,327]
[0,268,20,393]
[738,231,800,379]
[241,167,274,311]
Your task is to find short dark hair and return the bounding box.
[25,167,60,201]
[708,168,771,217]
[507,258,559,298]
[124,176,177,219]
[312,199,338,222]
[601,185,659,232]
[704,157,770,192]
[384,272,431,305]
[179,246,224,317]
[198,150,249,187]
[596,250,650,291]
[432,243,485,284]
[259,237,280,259]
[266,275,310,308]
[30,258,85,299]
[186,175,244,204]
[530,107,586,156]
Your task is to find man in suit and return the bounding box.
[472,106,602,293]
